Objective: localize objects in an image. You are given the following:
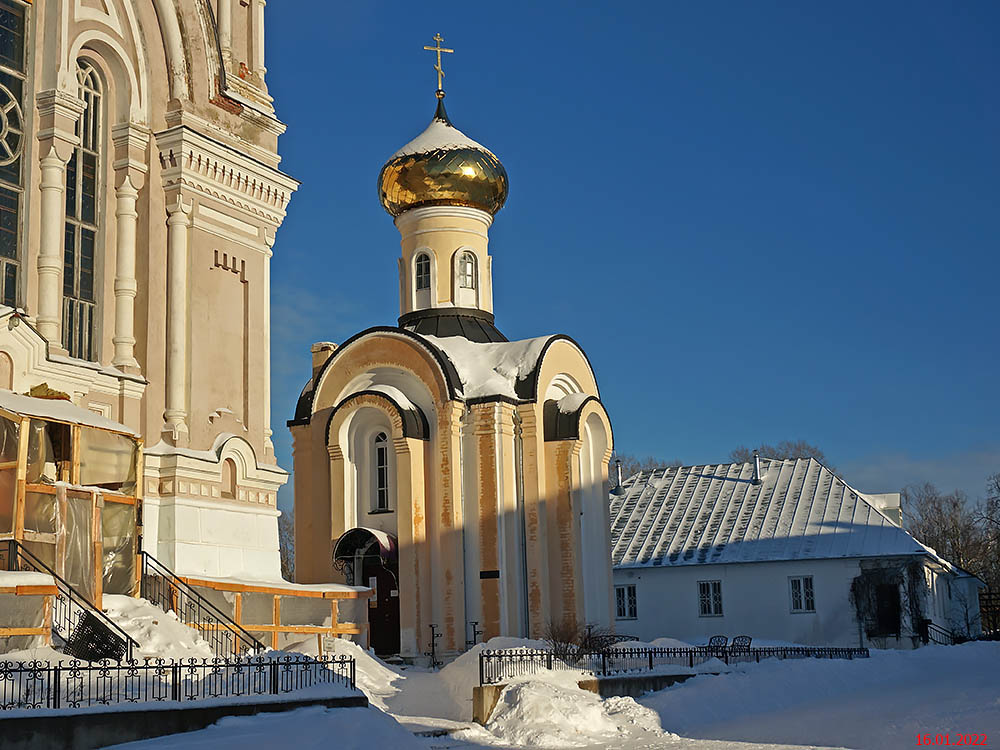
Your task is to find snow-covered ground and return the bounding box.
[641,641,1000,750]
[107,635,1000,750]
[102,595,215,660]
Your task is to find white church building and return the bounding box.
[610,457,985,649]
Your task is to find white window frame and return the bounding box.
[372,431,390,512]
[789,575,815,613]
[457,251,477,289]
[414,252,431,291]
[615,584,637,620]
[698,580,723,617]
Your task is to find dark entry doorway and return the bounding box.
[334,528,399,656]
[874,583,901,637]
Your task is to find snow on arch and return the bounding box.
[335,368,435,428]
[545,372,583,401]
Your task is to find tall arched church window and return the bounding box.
[0,1,27,308]
[373,431,390,511]
[415,253,431,291]
[458,251,477,290]
[63,60,102,361]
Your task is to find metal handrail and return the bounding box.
[139,551,265,656]
[3,540,138,660]
[925,622,955,646]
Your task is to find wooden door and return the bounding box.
[366,562,400,656]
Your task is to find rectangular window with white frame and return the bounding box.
[698,580,723,617]
[789,575,815,613]
[615,584,637,620]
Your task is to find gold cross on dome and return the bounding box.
[423,33,454,94]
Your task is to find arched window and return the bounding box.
[458,251,477,290]
[0,0,28,308]
[373,432,390,511]
[63,60,102,361]
[415,253,431,291]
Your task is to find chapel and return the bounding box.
[290,47,616,659]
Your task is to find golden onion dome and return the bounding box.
[378,98,508,218]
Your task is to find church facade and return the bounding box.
[291,80,615,658]
[0,0,294,581]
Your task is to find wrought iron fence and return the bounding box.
[139,551,264,657]
[0,654,356,711]
[2,540,138,661]
[479,646,870,685]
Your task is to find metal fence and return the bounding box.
[0,654,355,711]
[479,646,870,685]
[139,551,265,658]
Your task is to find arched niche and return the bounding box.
[577,404,613,627]
[0,352,12,391]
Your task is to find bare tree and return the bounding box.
[730,440,832,469]
[981,473,1000,530]
[974,473,1000,589]
[903,483,988,577]
[950,588,982,641]
[278,509,295,581]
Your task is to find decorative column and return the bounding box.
[35,91,84,349]
[254,0,267,76]
[262,233,274,459]
[37,152,68,345]
[217,0,232,63]
[111,123,150,372]
[163,199,191,445]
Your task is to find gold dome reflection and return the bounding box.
[378,99,508,218]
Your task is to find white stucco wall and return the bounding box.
[143,495,282,580]
[613,558,865,647]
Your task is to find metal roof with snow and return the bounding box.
[610,457,948,570]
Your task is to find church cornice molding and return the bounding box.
[155,125,298,227]
[394,205,494,232]
[0,307,147,399]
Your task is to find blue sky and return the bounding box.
[265,1,998,512]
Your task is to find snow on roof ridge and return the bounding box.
[389,117,496,160]
[420,334,552,400]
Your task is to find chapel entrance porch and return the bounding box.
[334,527,399,656]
